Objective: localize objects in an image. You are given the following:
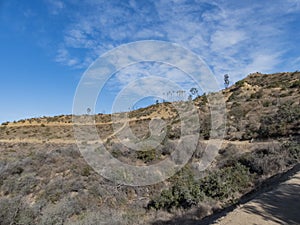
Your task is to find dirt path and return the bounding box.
[2,115,157,127]
[213,170,300,225]
[0,138,76,144]
[0,136,279,150]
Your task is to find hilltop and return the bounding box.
[0,72,299,224]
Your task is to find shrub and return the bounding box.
[81,166,92,177]
[167,126,181,140]
[64,209,125,225]
[136,148,157,163]
[40,178,66,203]
[148,166,205,210]
[258,101,300,138]
[237,141,299,176]
[230,102,248,120]
[289,80,300,88]
[267,82,281,88]
[39,197,82,225]
[0,196,36,225]
[250,90,263,99]
[262,101,270,107]
[149,163,253,210]
[282,141,300,164]
[235,80,245,87]
[198,93,208,106]
[199,115,211,140]
[199,163,252,200]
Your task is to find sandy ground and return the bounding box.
[213,171,300,225]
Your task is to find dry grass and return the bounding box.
[0,72,299,224]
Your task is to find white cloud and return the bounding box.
[242,52,282,75]
[211,30,246,51]
[48,0,300,84]
[55,47,79,66]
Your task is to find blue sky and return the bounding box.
[0,0,300,123]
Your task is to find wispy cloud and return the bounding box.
[46,0,64,15]
[47,0,300,84]
[55,47,79,66]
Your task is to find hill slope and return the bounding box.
[0,72,299,224]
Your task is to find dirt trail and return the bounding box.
[2,115,161,127]
[0,137,279,152]
[0,138,76,144]
[0,120,135,144]
[213,170,300,225]
[3,120,133,127]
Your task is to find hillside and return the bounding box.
[0,72,299,224]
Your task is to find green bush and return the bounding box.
[136,148,157,163]
[200,163,252,200]
[262,101,270,107]
[149,163,252,210]
[148,166,205,210]
[258,101,300,138]
[235,80,245,87]
[282,141,300,163]
[267,82,281,88]
[81,166,92,177]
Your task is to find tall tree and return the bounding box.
[86,107,91,114]
[224,74,230,89]
[190,87,198,96]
